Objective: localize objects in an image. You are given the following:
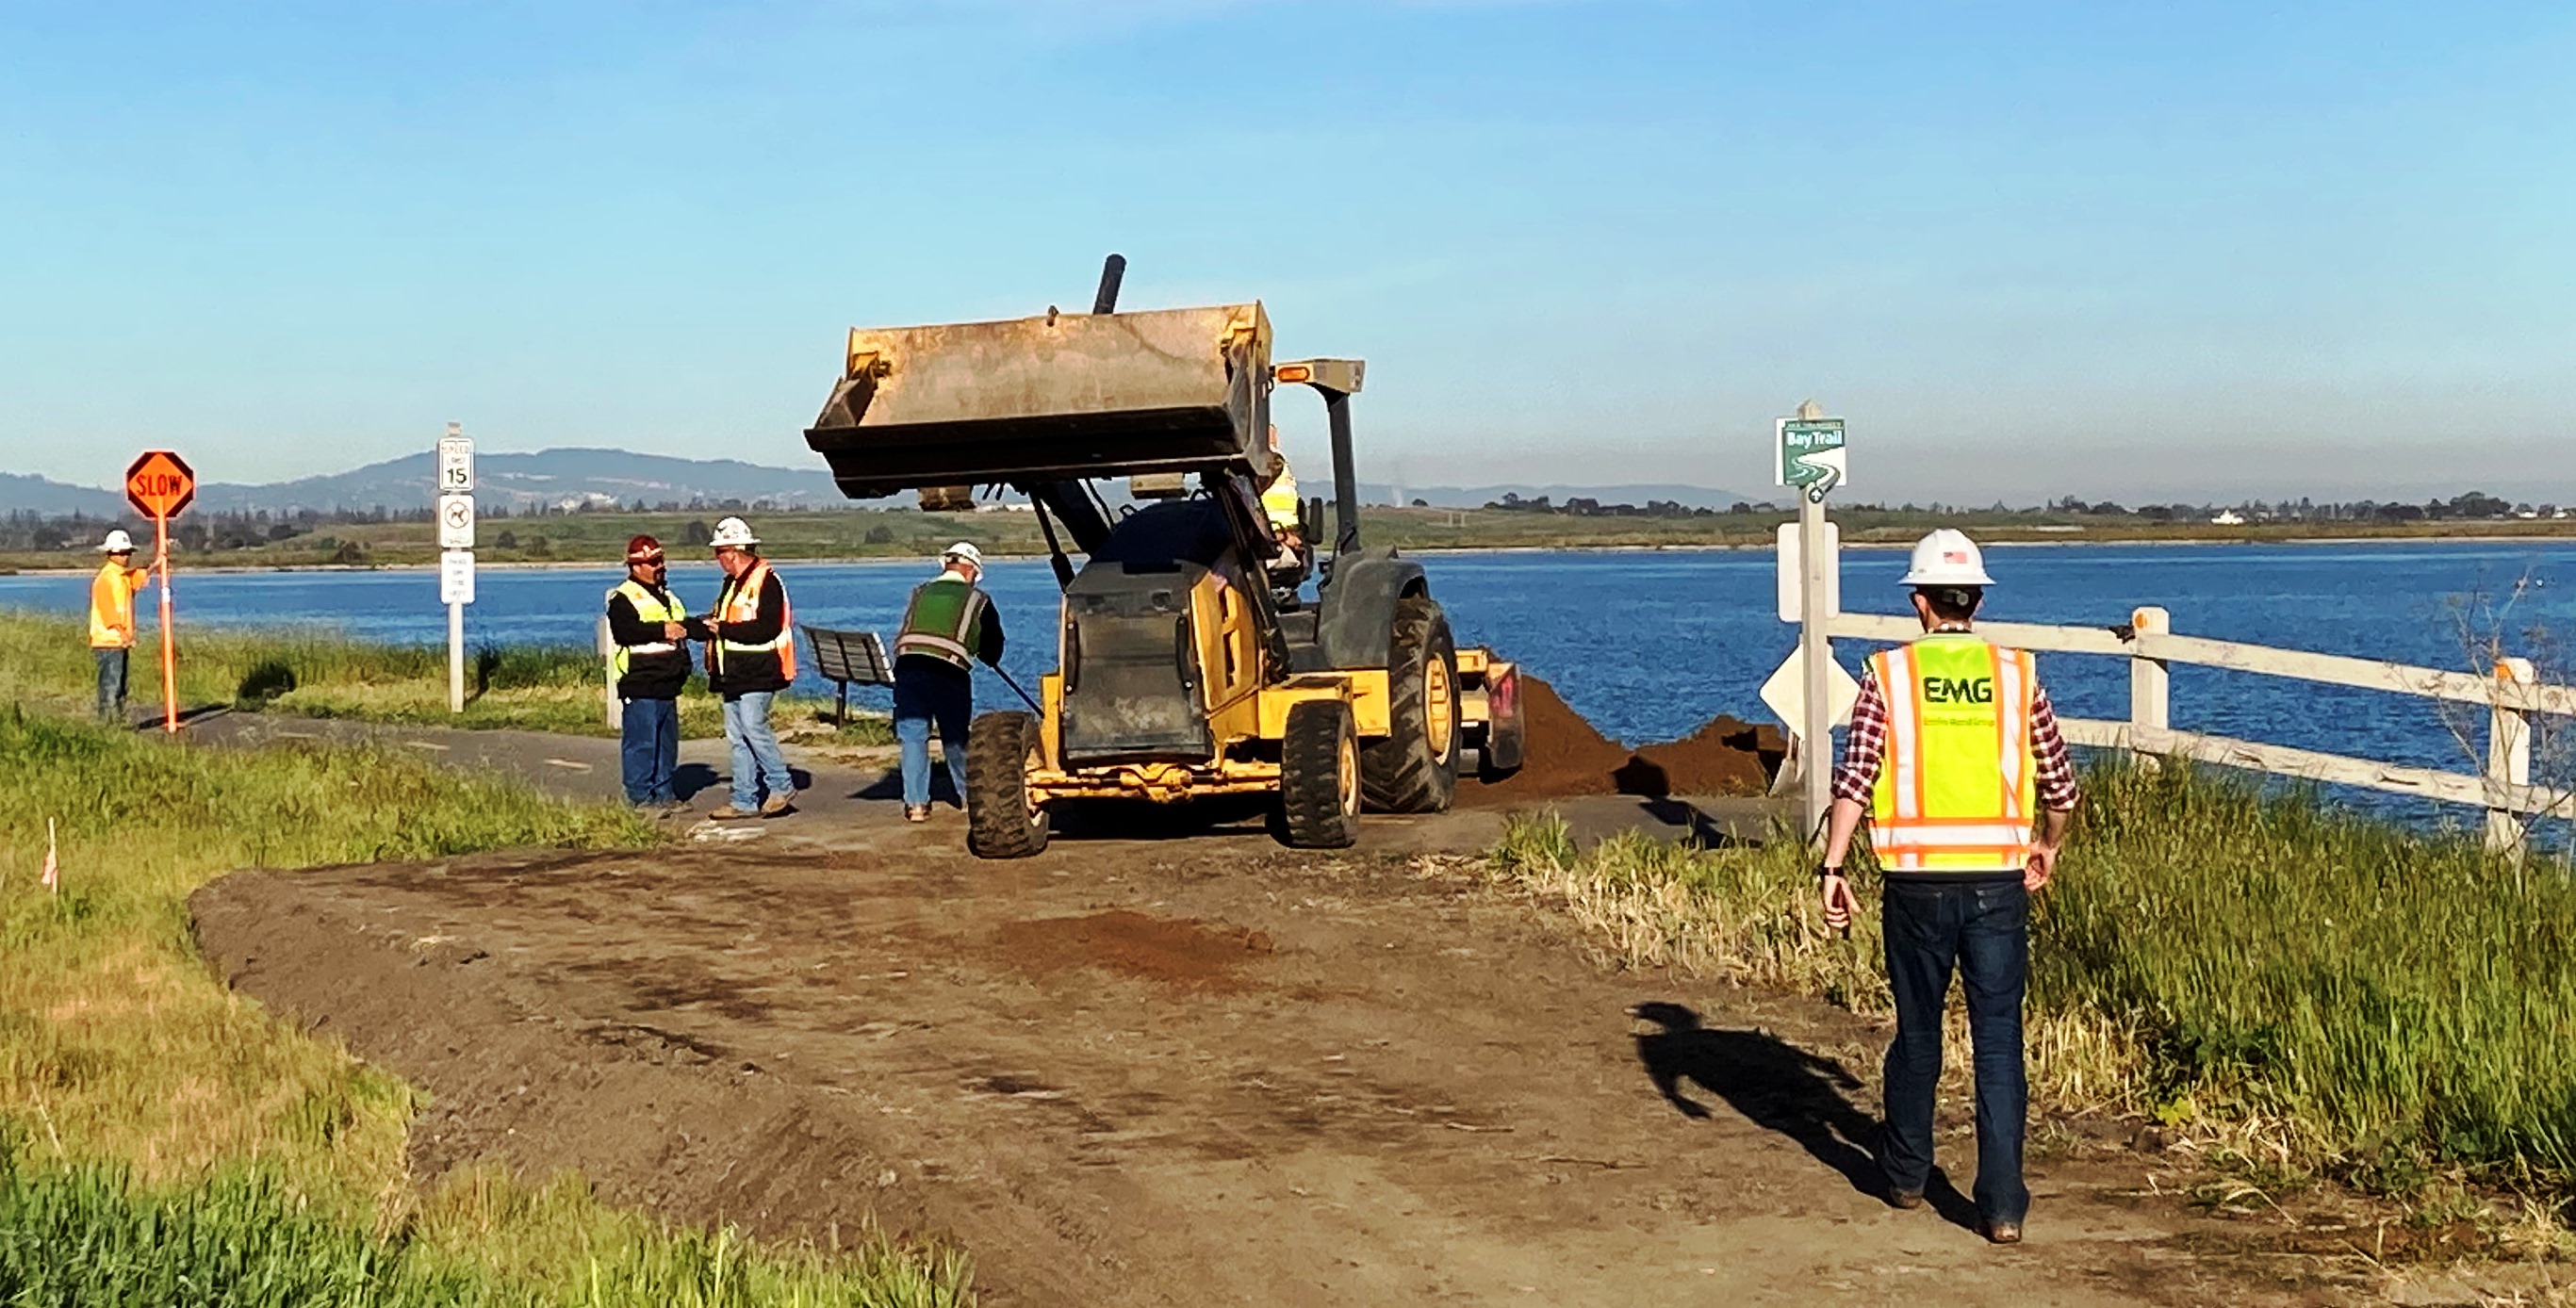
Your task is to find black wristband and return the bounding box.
[1819,866,1844,879]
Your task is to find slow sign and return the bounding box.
[125,450,196,519]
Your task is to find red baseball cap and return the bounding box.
[625,534,665,564]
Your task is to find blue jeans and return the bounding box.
[619,696,680,805]
[720,692,793,809]
[94,647,128,723]
[1880,877,2030,1225]
[894,659,974,809]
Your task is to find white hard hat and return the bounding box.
[1899,529,1994,587]
[98,530,137,553]
[707,516,760,548]
[942,541,983,568]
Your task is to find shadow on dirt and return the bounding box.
[1628,1000,1976,1232]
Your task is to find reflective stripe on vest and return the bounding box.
[1260,463,1301,531]
[1868,633,2037,872]
[894,576,986,670]
[609,580,688,679]
[714,562,796,679]
[89,563,139,649]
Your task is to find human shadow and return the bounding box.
[671,763,721,802]
[1633,796,1748,850]
[851,768,958,806]
[676,764,816,802]
[1629,1000,1974,1229]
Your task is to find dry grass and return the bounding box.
[1485,760,2576,1212]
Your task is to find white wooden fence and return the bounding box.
[1824,607,2573,853]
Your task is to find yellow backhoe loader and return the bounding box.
[804,257,1523,856]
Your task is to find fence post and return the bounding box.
[2128,606,2170,760]
[2486,655,2534,858]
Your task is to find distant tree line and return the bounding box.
[1470,488,2563,523]
[1483,493,1719,518]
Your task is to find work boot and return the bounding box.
[707,804,756,821]
[904,805,930,824]
[1981,1220,2023,1246]
[1888,1190,1925,1211]
[759,793,795,818]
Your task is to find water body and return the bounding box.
[8,542,2571,824]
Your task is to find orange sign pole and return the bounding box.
[156,510,177,732]
[123,450,195,733]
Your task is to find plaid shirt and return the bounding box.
[1831,652,2080,811]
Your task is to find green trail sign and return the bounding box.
[1774,415,1847,502]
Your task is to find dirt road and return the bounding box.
[190,801,2352,1306]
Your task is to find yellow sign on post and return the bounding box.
[123,450,196,734]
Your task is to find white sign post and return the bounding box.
[1775,400,1848,845]
[436,425,475,713]
[1775,520,1841,624]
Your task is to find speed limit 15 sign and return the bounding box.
[437,427,474,493]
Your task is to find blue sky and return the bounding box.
[4,1,2570,503]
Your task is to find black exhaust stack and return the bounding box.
[1091,253,1126,316]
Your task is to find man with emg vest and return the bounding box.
[683,517,797,819]
[605,534,690,813]
[1817,529,2078,1247]
[88,529,155,724]
[892,542,1006,823]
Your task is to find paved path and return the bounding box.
[189,710,1787,857]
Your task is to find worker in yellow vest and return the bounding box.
[681,517,797,819]
[87,530,154,724]
[605,534,690,813]
[1256,424,1308,590]
[1817,529,2079,1247]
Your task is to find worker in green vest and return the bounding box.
[605,534,690,812]
[893,542,1006,822]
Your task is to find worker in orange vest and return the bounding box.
[87,530,154,724]
[681,517,797,819]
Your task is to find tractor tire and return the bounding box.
[1278,699,1360,849]
[966,711,1050,858]
[1361,596,1460,813]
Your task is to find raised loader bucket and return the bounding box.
[805,302,1275,500]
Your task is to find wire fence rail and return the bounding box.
[1824,606,2570,854]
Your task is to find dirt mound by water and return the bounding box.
[1458,674,1784,807]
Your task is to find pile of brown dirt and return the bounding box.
[1458,674,1781,807]
[1627,715,1788,797]
[996,909,1276,991]
[1454,675,1633,808]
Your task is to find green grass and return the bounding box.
[0,708,962,1300]
[1490,760,2576,1200]
[0,1154,968,1307]
[0,611,892,743]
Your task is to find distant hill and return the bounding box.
[0,472,126,516]
[2,449,1754,517]
[1315,482,1760,511]
[0,449,860,516]
[194,448,855,515]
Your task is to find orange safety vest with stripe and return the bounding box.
[712,561,796,681]
[1866,632,2037,874]
[90,562,144,649]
